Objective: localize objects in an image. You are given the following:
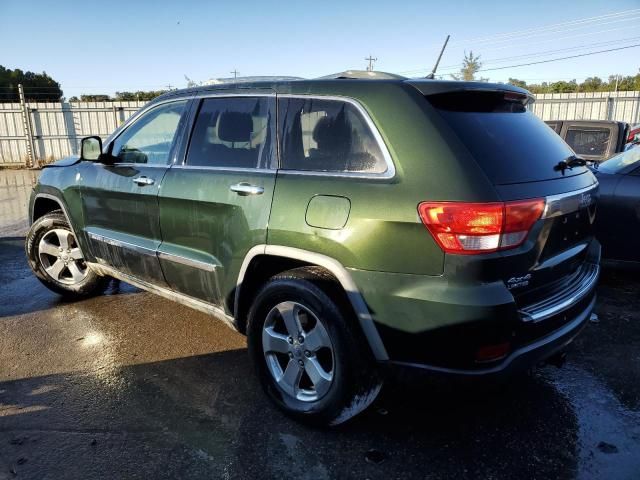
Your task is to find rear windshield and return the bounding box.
[564,127,610,157]
[428,91,585,185]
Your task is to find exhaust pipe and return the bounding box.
[545,351,567,368]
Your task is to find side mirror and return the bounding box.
[634,133,640,144]
[80,136,102,161]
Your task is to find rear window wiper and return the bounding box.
[554,155,587,174]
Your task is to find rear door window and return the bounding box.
[278,97,388,174]
[427,91,584,185]
[186,96,276,169]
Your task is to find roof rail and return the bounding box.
[317,70,407,80]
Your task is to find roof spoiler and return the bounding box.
[406,80,535,104]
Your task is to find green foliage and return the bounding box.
[68,90,168,102]
[507,78,527,89]
[68,94,111,102]
[508,70,640,93]
[0,65,63,101]
[114,90,168,101]
[451,51,483,81]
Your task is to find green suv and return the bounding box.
[26,75,600,425]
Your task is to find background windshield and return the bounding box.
[598,147,640,174]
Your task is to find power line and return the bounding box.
[400,25,640,76]
[455,15,640,52]
[399,36,640,75]
[448,8,640,47]
[474,43,640,73]
[438,35,640,71]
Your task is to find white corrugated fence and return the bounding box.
[0,100,146,167]
[1,90,639,167]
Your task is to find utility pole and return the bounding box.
[231,69,239,80]
[365,56,377,72]
[165,84,174,91]
[614,74,620,92]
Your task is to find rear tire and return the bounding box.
[25,210,107,299]
[247,267,382,426]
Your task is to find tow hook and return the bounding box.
[545,351,567,368]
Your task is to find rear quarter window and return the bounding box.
[278,97,388,174]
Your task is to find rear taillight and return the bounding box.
[418,199,545,255]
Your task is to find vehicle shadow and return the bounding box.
[0,349,579,479]
[0,236,139,318]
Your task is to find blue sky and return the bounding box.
[1,0,639,98]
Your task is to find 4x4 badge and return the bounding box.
[507,273,532,289]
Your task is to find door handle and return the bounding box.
[230,182,264,196]
[133,176,155,186]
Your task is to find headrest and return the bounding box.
[312,114,351,152]
[218,111,253,142]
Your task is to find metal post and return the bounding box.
[606,96,615,120]
[18,84,36,168]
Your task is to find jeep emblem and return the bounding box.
[579,192,592,208]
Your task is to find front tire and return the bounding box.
[25,210,107,298]
[247,267,382,426]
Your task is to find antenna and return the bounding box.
[426,35,450,79]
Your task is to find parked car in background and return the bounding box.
[26,76,600,425]
[625,128,640,151]
[627,124,640,145]
[593,147,640,267]
[546,120,629,162]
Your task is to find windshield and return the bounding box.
[428,91,585,185]
[598,147,640,174]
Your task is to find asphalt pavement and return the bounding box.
[1,169,639,479]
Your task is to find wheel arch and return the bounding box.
[32,193,70,224]
[31,193,86,249]
[234,245,389,361]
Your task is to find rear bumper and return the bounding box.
[388,294,594,378]
[349,247,600,375]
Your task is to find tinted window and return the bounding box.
[546,121,561,133]
[111,100,187,164]
[186,97,275,169]
[279,97,387,173]
[598,147,640,174]
[565,127,611,156]
[428,91,583,185]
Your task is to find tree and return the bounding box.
[114,90,167,101]
[72,94,111,102]
[451,51,483,81]
[508,78,528,89]
[580,77,604,92]
[511,70,640,94]
[0,65,63,101]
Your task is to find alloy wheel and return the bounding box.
[38,228,88,285]
[262,301,335,402]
